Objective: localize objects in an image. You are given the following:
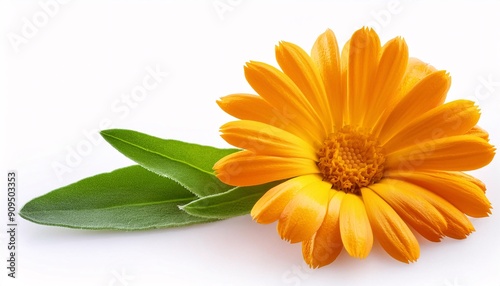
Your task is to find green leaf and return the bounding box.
[101,129,237,197]
[19,165,216,230]
[181,181,282,219]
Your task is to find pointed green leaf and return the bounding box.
[100,129,237,197]
[20,165,216,230]
[181,181,282,219]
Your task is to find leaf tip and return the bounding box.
[99,129,115,137]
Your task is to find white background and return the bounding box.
[1,0,500,285]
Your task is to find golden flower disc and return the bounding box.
[317,126,385,194]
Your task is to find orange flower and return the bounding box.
[213,28,495,268]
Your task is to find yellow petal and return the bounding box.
[408,182,475,239]
[244,61,325,147]
[220,120,317,160]
[214,150,319,186]
[302,191,345,268]
[368,179,447,242]
[466,125,490,141]
[364,37,408,130]
[311,29,343,131]
[361,187,419,263]
[278,180,331,243]
[346,28,380,127]
[382,100,480,152]
[376,70,451,140]
[276,41,332,133]
[385,135,495,172]
[339,193,373,258]
[385,170,491,217]
[251,174,322,224]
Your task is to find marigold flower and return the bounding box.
[213,27,495,268]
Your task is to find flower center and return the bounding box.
[317,126,385,194]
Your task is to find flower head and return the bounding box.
[213,28,495,268]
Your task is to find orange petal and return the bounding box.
[368,179,447,242]
[340,39,350,125]
[302,191,345,268]
[311,29,343,131]
[466,125,490,141]
[214,150,319,186]
[385,135,495,172]
[251,174,322,224]
[217,93,272,121]
[384,179,475,239]
[364,37,408,130]
[339,193,373,258]
[278,180,331,243]
[276,41,332,133]
[217,94,320,147]
[244,61,325,147]
[370,58,436,136]
[361,187,419,263]
[385,170,491,217]
[346,28,380,127]
[457,171,487,191]
[376,70,451,140]
[220,120,317,160]
[382,100,480,152]
[397,58,437,97]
